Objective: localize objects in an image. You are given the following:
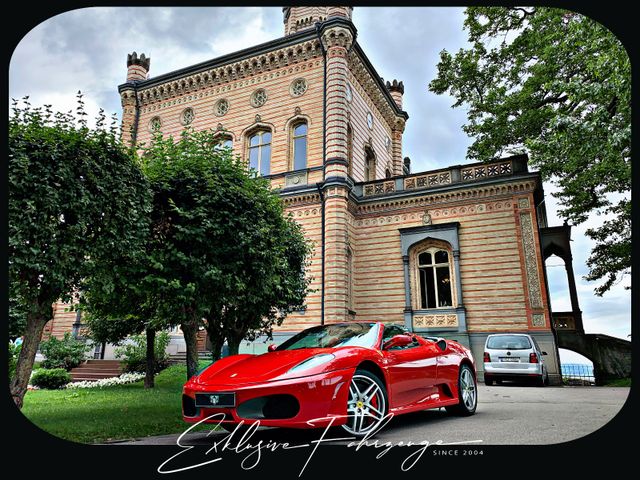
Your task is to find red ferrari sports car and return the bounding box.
[182,322,477,437]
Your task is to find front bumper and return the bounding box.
[182,368,353,429]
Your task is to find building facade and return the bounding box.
[45,6,574,384]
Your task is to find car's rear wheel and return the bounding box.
[484,376,494,386]
[446,364,478,416]
[342,370,388,438]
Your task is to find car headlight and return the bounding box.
[287,354,335,375]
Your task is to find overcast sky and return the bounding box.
[9,7,631,361]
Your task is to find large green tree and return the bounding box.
[139,129,312,374]
[8,97,150,407]
[429,7,631,294]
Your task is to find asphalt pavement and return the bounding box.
[112,385,629,446]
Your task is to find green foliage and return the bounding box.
[9,289,27,339]
[9,342,22,381]
[9,95,151,404]
[139,128,313,360]
[30,368,72,390]
[40,333,91,370]
[114,331,170,373]
[429,7,630,294]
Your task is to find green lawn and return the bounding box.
[605,378,631,387]
[21,361,212,444]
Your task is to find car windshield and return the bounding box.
[276,323,380,350]
[487,335,532,350]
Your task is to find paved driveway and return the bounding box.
[114,385,629,446]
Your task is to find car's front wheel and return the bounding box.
[342,369,388,438]
[446,364,478,416]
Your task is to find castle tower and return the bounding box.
[283,6,353,35]
[386,80,406,175]
[120,52,150,146]
[126,52,150,81]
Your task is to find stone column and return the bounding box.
[320,22,355,323]
[563,255,584,333]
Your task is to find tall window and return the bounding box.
[347,125,353,177]
[364,147,376,181]
[248,130,271,176]
[418,249,453,309]
[292,122,307,170]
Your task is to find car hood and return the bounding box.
[193,348,343,386]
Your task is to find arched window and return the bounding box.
[291,122,307,170]
[417,248,453,309]
[346,124,353,177]
[364,147,376,181]
[385,166,392,179]
[213,135,233,151]
[248,130,271,176]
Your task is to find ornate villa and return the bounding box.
[45,6,608,385]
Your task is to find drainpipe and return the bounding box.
[315,22,327,326]
[131,82,141,146]
[316,182,325,326]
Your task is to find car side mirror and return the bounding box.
[267,344,278,352]
[383,334,414,350]
[542,351,548,355]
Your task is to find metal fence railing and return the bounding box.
[561,363,595,386]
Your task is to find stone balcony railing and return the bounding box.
[356,156,526,198]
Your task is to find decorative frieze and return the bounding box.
[532,313,545,327]
[413,314,458,329]
[131,39,323,107]
[520,212,543,309]
[356,180,536,216]
[461,161,512,181]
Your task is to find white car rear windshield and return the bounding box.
[487,335,532,350]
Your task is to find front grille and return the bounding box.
[237,394,300,420]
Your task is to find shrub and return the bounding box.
[9,341,22,382]
[31,368,72,389]
[115,331,170,374]
[40,332,92,370]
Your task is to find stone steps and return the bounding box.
[69,360,123,382]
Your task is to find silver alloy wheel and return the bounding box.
[460,367,477,410]
[342,374,386,436]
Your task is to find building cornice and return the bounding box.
[350,42,408,122]
[118,31,324,106]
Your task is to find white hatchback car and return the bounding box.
[483,333,549,386]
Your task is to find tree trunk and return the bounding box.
[227,335,242,356]
[144,327,155,389]
[209,335,225,363]
[181,318,200,379]
[10,305,51,409]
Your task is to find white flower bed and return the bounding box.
[65,372,147,389]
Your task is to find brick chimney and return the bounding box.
[386,79,404,109]
[126,52,150,82]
